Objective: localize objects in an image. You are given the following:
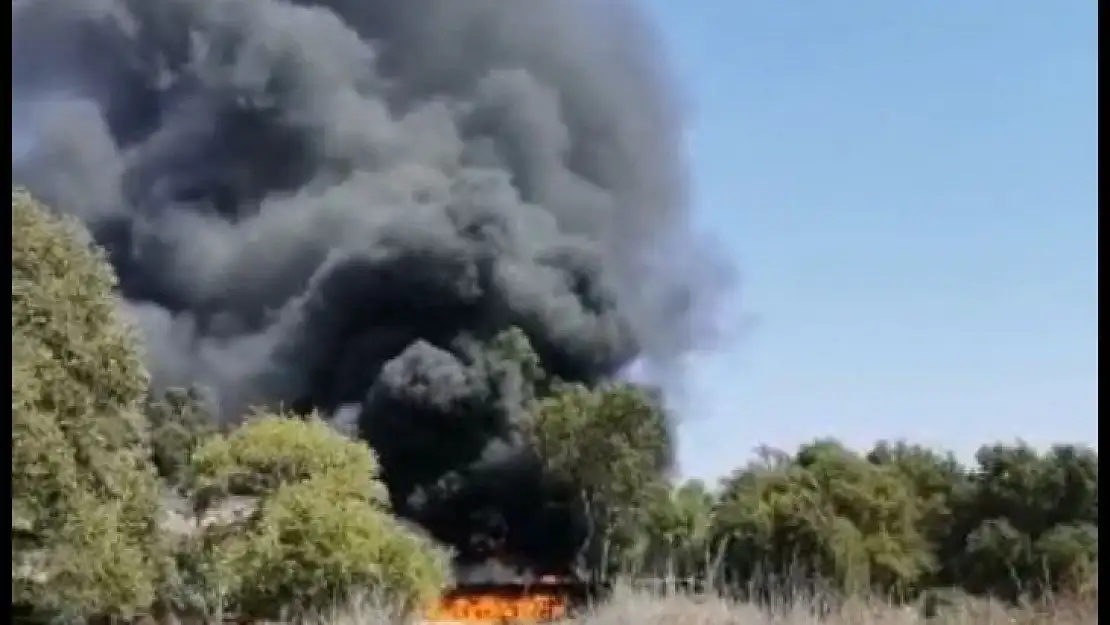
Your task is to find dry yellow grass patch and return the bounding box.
[286,585,1096,625]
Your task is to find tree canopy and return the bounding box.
[695,439,1098,602]
[176,414,448,618]
[12,189,168,618]
[526,380,675,577]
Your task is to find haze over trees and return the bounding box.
[11,188,1098,622]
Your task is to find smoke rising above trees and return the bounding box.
[12,0,728,573]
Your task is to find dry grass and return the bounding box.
[289,585,1097,625]
[568,585,1097,625]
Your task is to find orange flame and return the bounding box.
[423,591,568,623]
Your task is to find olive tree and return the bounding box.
[12,189,168,619]
[178,414,449,619]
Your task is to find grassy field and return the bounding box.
[293,585,1097,625]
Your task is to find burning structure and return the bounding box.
[12,0,727,586]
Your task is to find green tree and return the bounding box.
[1033,522,1098,596]
[145,386,218,490]
[525,381,674,579]
[12,189,168,619]
[641,479,717,580]
[487,325,546,400]
[180,414,448,619]
[867,440,968,588]
[944,443,1098,599]
[712,440,934,597]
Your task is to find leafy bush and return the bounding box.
[180,414,448,618]
[12,189,168,619]
[187,409,389,503]
[146,387,218,489]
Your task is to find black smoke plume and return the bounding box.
[12,0,729,577]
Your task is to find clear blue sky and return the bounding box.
[639,1,1099,481]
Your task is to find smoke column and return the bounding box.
[12,0,729,575]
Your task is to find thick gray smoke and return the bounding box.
[12,0,728,574]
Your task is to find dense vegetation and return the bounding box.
[640,440,1097,604]
[11,189,1097,622]
[13,189,169,618]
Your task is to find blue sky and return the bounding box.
[639,1,1099,482]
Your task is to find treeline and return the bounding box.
[632,439,1097,604]
[11,189,1098,622]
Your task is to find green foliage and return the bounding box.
[641,479,716,578]
[145,387,218,489]
[632,438,1098,605]
[1034,522,1098,594]
[487,325,547,400]
[867,441,968,561]
[526,381,674,577]
[528,381,673,503]
[11,189,168,619]
[180,414,447,618]
[712,441,935,596]
[940,443,1099,599]
[205,479,447,618]
[187,410,389,502]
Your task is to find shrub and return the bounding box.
[181,414,448,618]
[12,189,168,619]
[145,387,218,490]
